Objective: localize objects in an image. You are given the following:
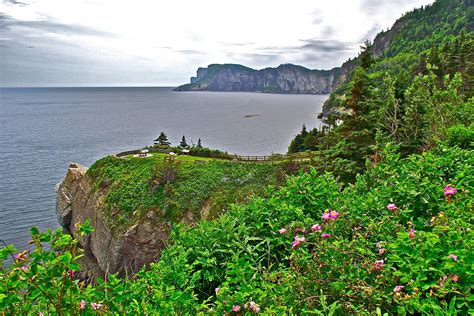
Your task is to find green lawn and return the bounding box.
[125,152,217,162]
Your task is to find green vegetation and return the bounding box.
[1,0,473,314]
[2,145,472,314]
[87,155,281,226]
[290,0,473,182]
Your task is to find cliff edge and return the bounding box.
[56,163,169,277]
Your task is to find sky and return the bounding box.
[0,0,435,87]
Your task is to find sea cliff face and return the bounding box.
[56,163,169,277]
[55,157,282,277]
[175,61,356,95]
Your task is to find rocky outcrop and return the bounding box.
[174,62,356,94]
[56,163,169,277]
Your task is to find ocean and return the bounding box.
[0,87,327,251]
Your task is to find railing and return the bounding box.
[233,155,271,162]
[114,149,315,162]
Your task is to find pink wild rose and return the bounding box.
[374,259,384,269]
[409,229,415,239]
[321,233,332,239]
[278,228,287,234]
[90,303,102,310]
[321,212,331,221]
[386,203,397,211]
[379,248,385,254]
[444,185,457,196]
[311,224,322,232]
[292,235,306,249]
[449,254,458,261]
[450,274,460,282]
[329,210,339,219]
[232,305,241,312]
[393,285,404,293]
[249,301,260,312]
[80,300,86,310]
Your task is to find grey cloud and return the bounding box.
[175,49,205,55]
[257,38,355,56]
[0,14,115,38]
[359,24,382,42]
[311,10,324,25]
[241,53,281,66]
[300,39,354,52]
[2,0,29,6]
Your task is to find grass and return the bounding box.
[86,155,283,230]
[124,152,217,162]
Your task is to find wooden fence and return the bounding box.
[114,149,315,163]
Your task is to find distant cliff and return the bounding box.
[174,61,356,94]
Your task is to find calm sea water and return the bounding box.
[0,87,327,250]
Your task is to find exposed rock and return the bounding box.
[174,62,356,95]
[56,163,169,277]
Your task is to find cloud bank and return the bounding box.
[0,0,434,86]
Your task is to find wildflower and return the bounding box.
[311,224,321,232]
[439,275,447,287]
[39,313,44,316]
[376,242,383,249]
[449,254,458,261]
[215,287,220,294]
[393,285,404,293]
[80,300,86,310]
[14,251,28,261]
[249,301,260,312]
[374,259,384,270]
[68,270,75,279]
[379,248,385,254]
[386,203,397,211]
[409,229,415,239]
[450,274,459,282]
[294,227,306,233]
[444,185,457,196]
[278,228,287,234]
[19,266,28,272]
[321,233,331,239]
[232,305,241,312]
[329,210,339,219]
[292,235,306,249]
[321,212,331,221]
[90,302,102,310]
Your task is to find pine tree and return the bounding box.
[180,135,189,149]
[154,132,170,147]
[197,139,202,148]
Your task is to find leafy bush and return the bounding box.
[2,145,472,314]
[446,124,474,149]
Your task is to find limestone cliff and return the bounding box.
[174,62,356,95]
[56,163,169,277]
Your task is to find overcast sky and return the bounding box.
[0,0,434,87]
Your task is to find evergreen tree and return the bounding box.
[197,139,202,148]
[154,132,170,147]
[180,135,189,149]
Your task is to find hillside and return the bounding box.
[290,0,473,182]
[54,154,289,276]
[2,144,472,314]
[322,0,473,116]
[174,61,356,94]
[1,0,473,314]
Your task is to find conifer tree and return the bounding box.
[197,139,202,148]
[154,132,170,147]
[180,135,189,149]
